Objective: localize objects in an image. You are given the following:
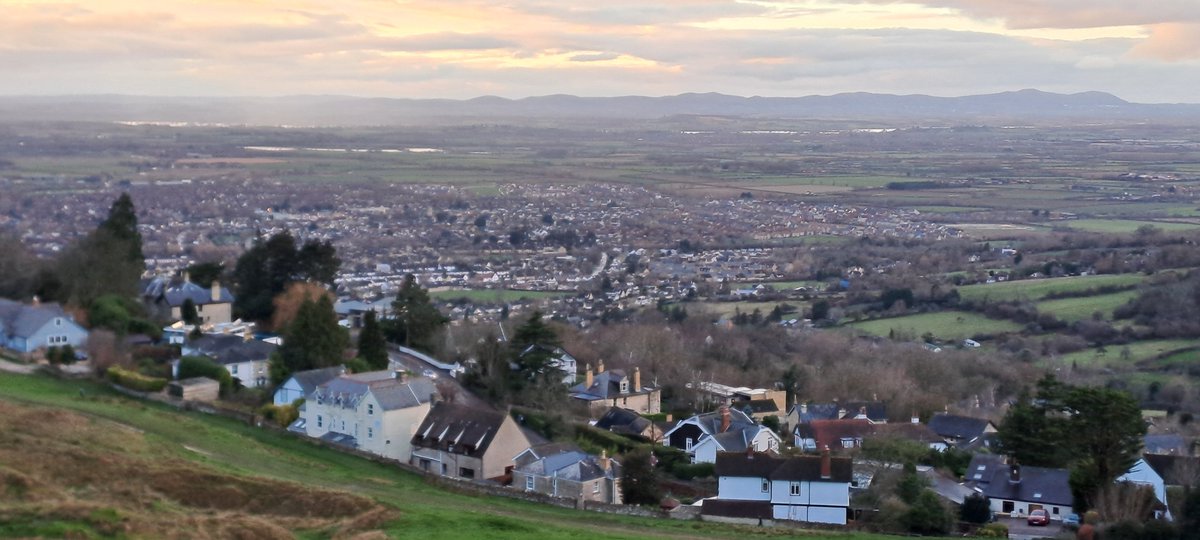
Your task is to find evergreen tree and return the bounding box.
[387,274,447,351]
[232,230,340,322]
[98,192,144,267]
[620,448,661,505]
[271,295,347,384]
[357,310,389,370]
[509,311,560,381]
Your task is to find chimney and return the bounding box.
[31,295,40,307]
[183,271,191,283]
[634,367,641,391]
[720,405,732,433]
[211,280,221,302]
[597,359,605,374]
[1008,464,1022,484]
[820,445,832,479]
[585,364,594,388]
[599,449,610,471]
[665,413,673,423]
[243,328,252,342]
[799,402,807,414]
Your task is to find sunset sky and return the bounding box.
[2,0,1198,102]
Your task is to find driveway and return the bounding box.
[1001,516,1063,539]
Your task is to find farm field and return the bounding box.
[0,372,882,540]
[429,289,574,303]
[764,280,827,291]
[956,274,1144,302]
[1034,290,1139,322]
[697,301,806,319]
[847,311,1023,341]
[1053,339,1200,368]
[1063,219,1200,233]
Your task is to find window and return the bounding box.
[593,482,601,494]
[790,482,801,496]
[419,459,430,471]
[317,415,323,428]
[685,437,693,451]
[368,427,373,439]
[55,318,61,326]
[525,476,534,491]
[341,420,346,431]
[441,463,448,476]
[459,467,475,479]
[230,365,238,374]
[761,479,769,493]
[1052,507,1059,515]
[368,404,374,415]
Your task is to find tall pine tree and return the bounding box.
[271,294,347,384]
[387,274,447,351]
[358,310,389,370]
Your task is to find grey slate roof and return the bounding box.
[0,299,75,339]
[980,465,1072,507]
[187,335,277,365]
[595,407,652,436]
[411,402,509,457]
[676,408,756,438]
[289,366,346,397]
[516,448,619,482]
[315,371,435,411]
[714,451,853,483]
[143,276,234,307]
[964,454,1007,486]
[570,369,632,400]
[788,401,888,423]
[1143,454,1200,486]
[928,413,993,441]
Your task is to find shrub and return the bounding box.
[106,367,167,392]
[176,355,234,396]
[670,462,714,480]
[259,403,300,428]
[960,493,992,524]
[977,522,1008,537]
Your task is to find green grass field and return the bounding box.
[1054,339,1200,368]
[429,289,573,303]
[956,274,1144,302]
[1034,290,1139,322]
[0,372,885,540]
[764,280,827,291]
[848,311,1023,341]
[1063,219,1200,234]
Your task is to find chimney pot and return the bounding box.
[585,363,594,389]
[634,366,641,391]
[720,405,732,433]
[211,280,221,302]
[820,445,832,479]
[597,359,605,374]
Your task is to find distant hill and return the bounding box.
[0,89,1197,125]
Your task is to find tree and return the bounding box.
[180,298,200,326]
[358,310,389,370]
[509,311,561,377]
[98,192,144,267]
[961,493,993,524]
[270,281,332,331]
[271,295,348,384]
[620,448,661,505]
[185,261,225,288]
[387,274,447,351]
[904,490,954,535]
[233,230,340,322]
[811,299,830,321]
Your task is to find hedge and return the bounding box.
[107,367,168,393]
[177,355,234,395]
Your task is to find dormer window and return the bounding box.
[368,404,374,415]
[620,380,629,393]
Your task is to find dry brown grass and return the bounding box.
[0,400,396,538]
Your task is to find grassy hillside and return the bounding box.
[0,372,885,540]
[956,274,1143,302]
[848,311,1023,341]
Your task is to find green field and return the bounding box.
[430,289,573,303]
[848,311,1023,341]
[912,206,989,213]
[1034,290,1139,322]
[0,372,882,540]
[1063,219,1200,233]
[957,274,1144,302]
[764,280,827,291]
[1054,339,1200,368]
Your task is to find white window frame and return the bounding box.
[525,476,534,491]
[790,482,801,496]
[761,479,769,493]
[317,415,323,428]
[368,403,374,415]
[685,437,693,451]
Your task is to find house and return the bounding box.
[519,344,577,385]
[664,406,781,463]
[142,275,234,325]
[181,334,276,388]
[274,365,346,406]
[793,419,875,452]
[410,402,532,481]
[783,401,887,432]
[568,361,661,415]
[694,381,787,414]
[927,413,996,449]
[333,296,394,329]
[0,298,89,354]
[1143,453,1200,487]
[168,377,220,402]
[162,319,255,346]
[594,406,665,443]
[512,443,621,504]
[303,370,436,462]
[704,449,852,525]
[1119,458,1172,521]
[978,463,1073,520]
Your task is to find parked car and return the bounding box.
[1063,513,1080,526]
[421,368,438,379]
[1027,509,1050,526]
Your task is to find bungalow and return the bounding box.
[142,275,234,325]
[568,361,661,415]
[273,365,346,406]
[664,406,781,464]
[181,334,276,388]
[410,402,531,481]
[973,459,1073,520]
[705,449,852,525]
[927,413,996,450]
[512,443,621,504]
[0,298,89,354]
[303,370,436,462]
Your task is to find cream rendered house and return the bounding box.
[304,371,438,462]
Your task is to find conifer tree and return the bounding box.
[358,310,389,370]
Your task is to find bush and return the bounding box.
[106,366,167,392]
[670,462,714,480]
[177,355,234,396]
[960,493,992,524]
[977,522,1008,537]
[259,403,300,428]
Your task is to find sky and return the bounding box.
[2,0,1199,102]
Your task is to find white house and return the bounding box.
[663,406,780,463]
[704,449,852,525]
[976,462,1073,520]
[181,334,276,388]
[519,344,577,385]
[1118,458,1172,521]
[0,298,89,354]
[303,370,437,462]
[273,365,345,406]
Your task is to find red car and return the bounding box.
[1027,509,1050,526]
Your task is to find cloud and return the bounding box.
[840,0,1200,29]
[569,52,621,62]
[1131,23,1200,61]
